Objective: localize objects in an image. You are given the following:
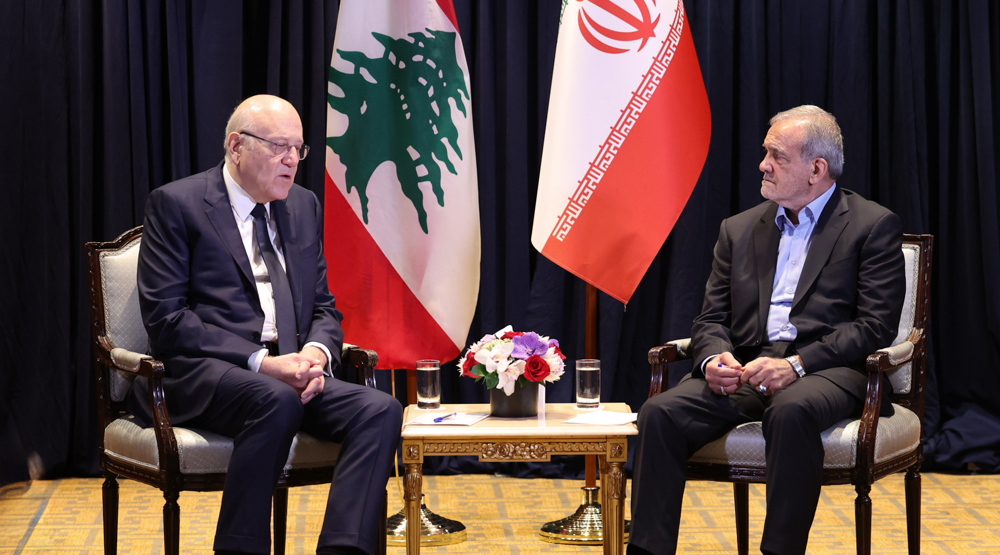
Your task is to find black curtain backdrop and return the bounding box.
[3,0,999,485]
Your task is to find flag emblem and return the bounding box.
[578,0,661,54]
[328,29,470,234]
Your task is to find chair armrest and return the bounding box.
[855,328,925,478]
[648,338,692,398]
[100,342,179,476]
[342,344,379,389]
[865,329,923,374]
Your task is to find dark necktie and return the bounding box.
[251,203,297,355]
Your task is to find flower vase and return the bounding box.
[490,382,539,417]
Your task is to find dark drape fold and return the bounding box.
[3,0,999,484]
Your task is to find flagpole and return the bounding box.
[540,284,631,545]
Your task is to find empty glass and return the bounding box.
[576,359,600,409]
[416,359,441,409]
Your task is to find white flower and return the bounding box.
[474,340,515,374]
[497,359,526,395]
[542,349,565,383]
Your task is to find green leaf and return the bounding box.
[484,373,499,390]
[327,29,471,234]
[471,364,486,377]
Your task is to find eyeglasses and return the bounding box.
[239,132,310,160]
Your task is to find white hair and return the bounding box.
[770,105,844,180]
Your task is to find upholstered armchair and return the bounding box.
[86,226,387,555]
[646,234,933,555]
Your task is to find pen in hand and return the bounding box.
[433,412,458,423]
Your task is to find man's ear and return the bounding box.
[227,132,242,163]
[809,158,829,184]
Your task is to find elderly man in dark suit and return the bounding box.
[628,105,905,555]
[133,95,402,555]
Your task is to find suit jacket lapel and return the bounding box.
[753,203,781,337]
[792,187,849,308]
[271,199,302,321]
[204,165,256,287]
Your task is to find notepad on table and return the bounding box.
[406,412,490,426]
[562,411,638,425]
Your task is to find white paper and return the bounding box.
[406,412,490,426]
[563,411,638,426]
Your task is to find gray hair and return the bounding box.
[223,103,260,162]
[770,105,844,180]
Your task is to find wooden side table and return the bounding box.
[400,403,637,555]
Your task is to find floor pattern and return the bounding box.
[2,472,998,554]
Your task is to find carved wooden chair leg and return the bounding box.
[854,482,872,555]
[905,465,921,555]
[162,489,181,555]
[101,471,119,555]
[274,488,289,555]
[733,482,749,555]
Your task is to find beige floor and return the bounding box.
[2,472,998,554]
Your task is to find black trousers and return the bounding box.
[189,367,403,554]
[628,372,861,555]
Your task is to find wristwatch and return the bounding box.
[785,355,806,378]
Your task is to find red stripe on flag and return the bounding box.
[539,15,711,303]
[323,172,461,369]
[435,0,460,32]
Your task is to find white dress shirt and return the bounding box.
[223,165,332,374]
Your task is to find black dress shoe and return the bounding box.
[626,544,655,555]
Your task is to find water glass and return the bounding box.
[416,359,441,409]
[576,359,600,409]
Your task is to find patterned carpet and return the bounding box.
[2,472,998,554]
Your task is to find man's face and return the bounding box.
[235,104,304,203]
[758,119,816,211]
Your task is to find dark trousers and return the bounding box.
[629,372,861,555]
[189,367,403,554]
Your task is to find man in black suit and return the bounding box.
[134,95,402,555]
[628,105,905,555]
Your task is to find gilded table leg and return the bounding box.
[599,456,626,555]
[404,463,423,555]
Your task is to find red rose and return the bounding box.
[553,344,567,360]
[462,351,478,378]
[523,355,550,382]
[502,331,526,339]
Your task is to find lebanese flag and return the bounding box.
[324,0,480,369]
[531,0,711,303]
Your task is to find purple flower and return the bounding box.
[511,332,549,359]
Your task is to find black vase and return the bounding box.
[489,382,539,417]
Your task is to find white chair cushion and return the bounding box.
[688,403,921,469]
[104,415,341,474]
[885,243,920,395]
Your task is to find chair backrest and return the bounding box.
[88,226,148,402]
[885,235,933,399]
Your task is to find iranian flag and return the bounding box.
[531,0,711,303]
[324,0,480,369]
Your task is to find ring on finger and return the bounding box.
[719,385,728,396]
[757,384,768,394]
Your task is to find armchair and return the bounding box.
[646,234,933,555]
[86,225,387,555]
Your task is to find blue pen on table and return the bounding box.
[433,412,458,423]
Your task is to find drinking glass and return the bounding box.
[576,359,600,409]
[416,359,441,409]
